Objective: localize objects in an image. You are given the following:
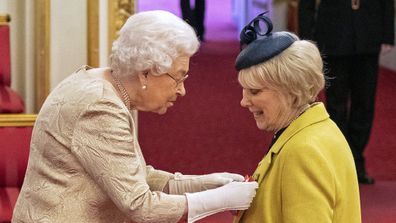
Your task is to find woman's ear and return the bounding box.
[138,71,149,86]
[282,91,297,108]
[291,94,300,108]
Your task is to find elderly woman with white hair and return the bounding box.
[12,10,257,223]
[233,13,361,223]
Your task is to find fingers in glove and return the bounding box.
[216,172,245,182]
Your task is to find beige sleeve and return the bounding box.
[71,99,185,223]
[146,165,174,192]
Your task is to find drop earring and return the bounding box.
[141,71,148,90]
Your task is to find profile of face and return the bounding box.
[240,84,293,132]
[139,56,190,115]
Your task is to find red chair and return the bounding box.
[0,115,34,222]
[0,15,25,113]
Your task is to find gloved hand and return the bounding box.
[168,172,245,194]
[185,181,258,223]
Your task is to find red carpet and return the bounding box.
[365,67,396,180]
[139,0,271,177]
[139,40,271,176]
[360,181,396,223]
[138,0,396,222]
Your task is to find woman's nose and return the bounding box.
[240,98,248,107]
[240,93,250,108]
[176,83,186,96]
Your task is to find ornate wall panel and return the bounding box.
[34,0,50,112]
[108,0,135,54]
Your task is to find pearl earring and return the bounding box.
[142,85,147,90]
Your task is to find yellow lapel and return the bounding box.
[254,103,329,184]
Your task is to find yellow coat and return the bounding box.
[234,103,361,223]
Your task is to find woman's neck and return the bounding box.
[104,69,141,110]
[275,104,311,133]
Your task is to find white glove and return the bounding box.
[186,181,258,223]
[168,172,245,194]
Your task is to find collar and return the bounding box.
[253,102,329,183]
[269,102,328,154]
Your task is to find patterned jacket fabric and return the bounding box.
[12,66,185,223]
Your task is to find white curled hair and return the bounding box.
[110,10,200,77]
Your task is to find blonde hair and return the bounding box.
[238,37,324,108]
[110,10,200,77]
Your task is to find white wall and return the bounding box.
[99,0,108,67]
[50,0,87,89]
[0,0,8,12]
[24,0,35,113]
[232,0,288,39]
[271,1,287,32]
[380,38,396,71]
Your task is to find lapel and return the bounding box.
[234,103,329,223]
[254,102,328,184]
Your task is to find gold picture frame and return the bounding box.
[32,0,135,112]
[34,0,51,113]
[0,114,37,127]
[0,13,37,126]
[0,1,134,127]
[108,0,135,54]
[88,0,100,67]
[0,14,11,25]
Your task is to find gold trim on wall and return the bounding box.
[108,0,135,55]
[34,0,51,113]
[88,0,100,67]
[0,14,11,25]
[0,114,37,127]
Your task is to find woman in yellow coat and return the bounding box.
[233,13,361,223]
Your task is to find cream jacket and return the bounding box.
[234,103,361,223]
[12,66,185,223]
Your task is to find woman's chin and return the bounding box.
[256,121,270,131]
[255,122,265,130]
[155,107,169,115]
